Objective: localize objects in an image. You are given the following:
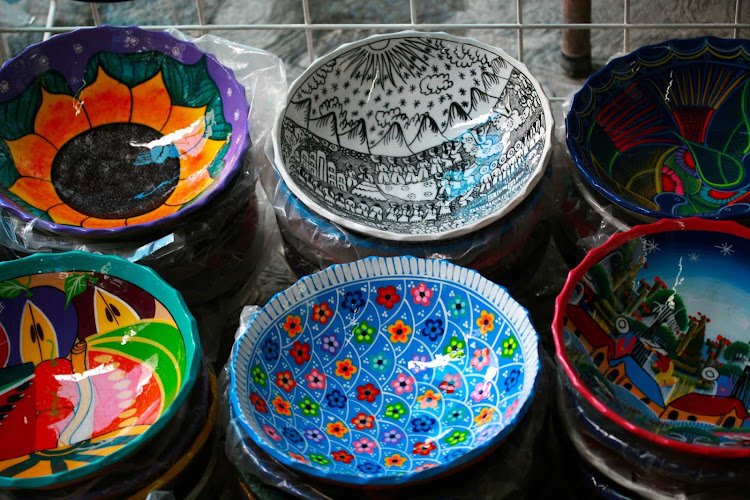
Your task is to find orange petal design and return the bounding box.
[165,169,213,206]
[179,137,226,179]
[126,203,180,226]
[161,105,207,155]
[48,204,88,226]
[80,67,132,128]
[34,89,90,149]
[81,217,128,229]
[8,177,63,210]
[5,135,57,180]
[131,72,172,131]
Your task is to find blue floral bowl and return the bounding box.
[229,256,540,487]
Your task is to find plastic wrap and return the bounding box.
[0,30,287,363]
[221,305,556,499]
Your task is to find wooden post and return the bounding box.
[561,0,592,78]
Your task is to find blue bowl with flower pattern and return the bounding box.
[229,256,540,487]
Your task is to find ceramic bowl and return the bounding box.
[566,36,750,222]
[553,217,750,458]
[0,251,200,488]
[0,25,249,238]
[230,256,540,487]
[273,31,553,242]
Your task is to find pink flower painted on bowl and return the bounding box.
[471,381,491,403]
[353,437,377,454]
[410,283,434,306]
[438,373,462,394]
[390,373,415,395]
[414,462,439,472]
[470,347,491,372]
[305,368,327,390]
[505,398,520,420]
[263,424,282,442]
[416,389,441,409]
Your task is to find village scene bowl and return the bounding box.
[567,36,750,222]
[553,218,750,457]
[0,26,249,238]
[273,31,552,242]
[230,256,540,486]
[0,251,201,488]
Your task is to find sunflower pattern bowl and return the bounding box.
[0,251,200,489]
[567,37,750,221]
[0,26,249,237]
[230,257,540,487]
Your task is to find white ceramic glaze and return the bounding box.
[273,31,553,242]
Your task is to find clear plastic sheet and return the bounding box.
[0,30,287,364]
[221,305,556,499]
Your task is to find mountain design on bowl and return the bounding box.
[0,27,248,236]
[0,271,186,481]
[563,229,750,448]
[567,37,750,220]
[277,33,551,241]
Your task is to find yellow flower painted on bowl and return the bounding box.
[474,407,495,426]
[272,395,291,416]
[282,315,303,338]
[334,358,358,380]
[476,310,495,335]
[326,421,349,438]
[416,389,441,409]
[384,453,407,467]
[2,65,228,229]
[387,319,412,344]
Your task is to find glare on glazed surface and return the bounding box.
[0,271,186,478]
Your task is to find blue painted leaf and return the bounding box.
[0,141,20,189]
[208,137,231,178]
[84,51,163,89]
[38,70,73,95]
[0,81,42,141]
[133,144,179,166]
[4,191,52,221]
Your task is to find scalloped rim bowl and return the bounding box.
[273,31,553,242]
[0,251,201,489]
[0,25,249,238]
[230,256,540,487]
[553,217,750,458]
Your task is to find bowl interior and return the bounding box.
[277,32,550,241]
[231,257,539,486]
[0,26,248,236]
[0,251,199,488]
[559,226,750,451]
[567,37,750,220]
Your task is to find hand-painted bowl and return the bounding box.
[273,31,553,242]
[230,256,540,487]
[553,217,750,458]
[566,36,750,222]
[0,251,200,488]
[0,26,249,238]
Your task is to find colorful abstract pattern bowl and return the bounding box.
[553,218,750,457]
[274,31,552,242]
[230,256,540,486]
[0,251,200,488]
[567,37,750,222]
[0,26,249,237]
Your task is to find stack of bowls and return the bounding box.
[229,256,542,491]
[0,26,256,318]
[553,218,750,496]
[0,251,213,497]
[271,31,554,283]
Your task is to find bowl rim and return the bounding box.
[565,35,750,222]
[552,216,750,458]
[229,255,541,487]
[272,30,554,243]
[0,250,202,488]
[0,25,250,239]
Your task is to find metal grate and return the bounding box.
[0,0,748,103]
